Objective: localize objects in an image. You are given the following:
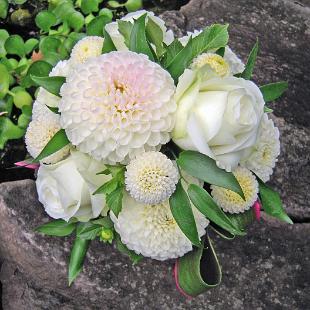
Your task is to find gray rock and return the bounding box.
[0,180,309,309]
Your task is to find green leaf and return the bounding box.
[108,1,123,8]
[66,11,84,32]
[167,24,229,81]
[92,216,114,229]
[0,95,13,116]
[87,15,109,36]
[209,223,235,240]
[17,105,32,128]
[24,38,39,54]
[125,0,142,12]
[102,28,116,53]
[68,237,90,286]
[176,231,221,297]
[129,13,155,61]
[107,187,124,217]
[52,0,75,21]
[264,106,273,113]
[35,11,57,32]
[216,46,225,57]
[0,29,9,57]
[81,0,99,15]
[99,8,113,21]
[162,39,183,68]
[93,178,118,195]
[0,117,25,149]
[5,35,25,57]
[146,17,164,57]
[115,233,143,264]
[258,180,293,224]
[169,181,201,247]
[240,39,259,80]
[63,32,86,52]
[76,222,102,240]
[21,60,53,88]
[188,184,245,236]
[33,129,70,162]
[0,63,9,99]
[118,20,133,47]
[39,36,61,55]
[46,105,60,114]
[260,81,288,102]
[30,75,65,97]
[226,209,255,232]
[177,151,244,198]
[0,0,8,19]
[35,219,76,237]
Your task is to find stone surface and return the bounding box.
[0,180,309,309]
[161,0,310,219]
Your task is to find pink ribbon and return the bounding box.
[253,200,261,221]
[14,161,40,170]
[173,259,193,299]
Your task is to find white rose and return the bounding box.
[172,69,265,171]
[36,151,111,222]
[105,10,174,51]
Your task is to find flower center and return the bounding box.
[139,168,168,193]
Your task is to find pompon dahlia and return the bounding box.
[59,51,176,164]
[125,151,179,204]
[70,36,104,66]
[191,53,230,77]
[25,117,70,164]
[241,114,280,182]
[211,167,258,214]
[111,191,208,261]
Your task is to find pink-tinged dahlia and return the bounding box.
[59,51,176,164]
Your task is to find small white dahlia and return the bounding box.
[59,51,176,164]
[111,192,208,261]
[125,151,179,204]
[191,53,230,77]
[25,118,70,164]
[70,36,104,65]
[242,114,280,182]
[211,166,259,214]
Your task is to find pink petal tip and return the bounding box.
[15,161,40,170]
[253,200,261,221]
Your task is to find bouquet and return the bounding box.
[23,10,292,297]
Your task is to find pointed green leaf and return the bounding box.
[87,15,109,36]
[169,181,201,247]
[176,231,221,297]
[93,178,118,195]
[162,39,183,68]
[35,219,76,237]
[76,222,102,240]
[129,13,155,61]
[33,129,70,162]
[30,75,65,97]
[258,180,293,224]
[241,39,259,80]
[68,237,90,286]
[146,17,164,57]
[177,151,244,198]
[188,184,245,236]
[260,81,288,102]
[46,105,60,114]
[107,186,124,217]
[102,28,117,53]
[118,20,133,47]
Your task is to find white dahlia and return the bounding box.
[59,51,176,164]
[111,191,208,261]
[241,114,280,182]
[105,10,174,51]
[25,117,70,164]
[69,36,104,66]
[125,151,179,204]
[211,166,259,214]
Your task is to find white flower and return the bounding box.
[32,60,71,121]
[60,51,176,164]
[105,10,174,51]
[125,151,179,204]
[69,36,104,66]
[25,117,70,164]
[211,166,258,214]
[191,53,230,77]
[172,70,265,171]
[241,114,280,182]
[179,31,244,75]
[111,186,208,261]
[36,151,111,222]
